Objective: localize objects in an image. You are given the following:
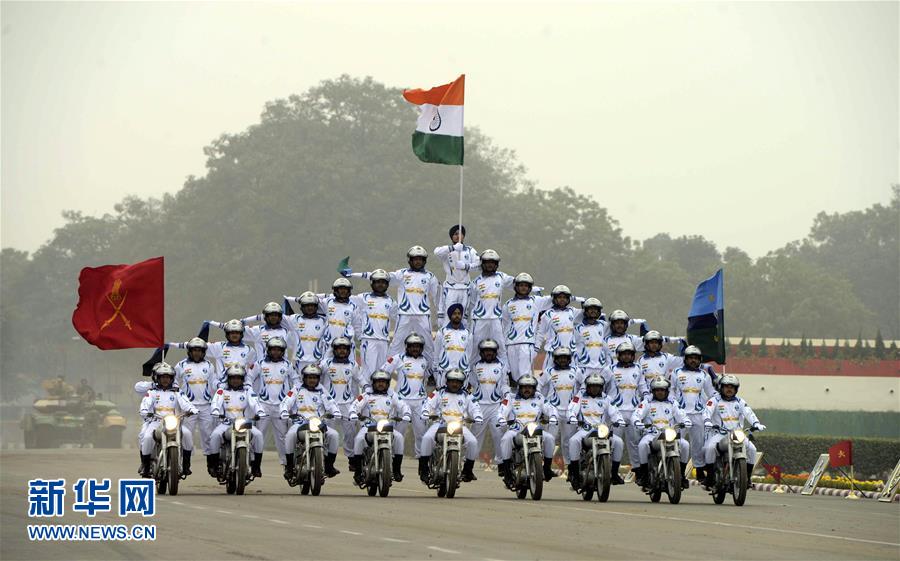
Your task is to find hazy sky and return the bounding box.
[2,1,897,256]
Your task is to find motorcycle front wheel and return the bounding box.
[597,455,612,503]
[529,451,543,500]
[444,450,459,499]
[712,463,727,504]
[377,448,392,497]
[235,448,248,496]
[311,448,325,496]
[666,457,682,504]
[167,447,180,496]
[732,458,748,506]
[155,459,167,496]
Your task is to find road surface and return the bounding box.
[1,450,898,560]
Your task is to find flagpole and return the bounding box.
[458,165,464,236]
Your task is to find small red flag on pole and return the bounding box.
[72,257,164,350]
[828,440,853,468]
[763,464,784,484]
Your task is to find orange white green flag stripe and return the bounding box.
[402,74,464,165]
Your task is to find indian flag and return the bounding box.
[402,74,464,165]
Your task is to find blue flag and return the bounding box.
[687,269,725,364]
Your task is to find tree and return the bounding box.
[757,338,768,357]
[874,329,886,359]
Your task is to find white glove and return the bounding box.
[548,417,559,426]
[453,243,464,251]
[753,423,766,431]
[349,414,359,422]
[402,415,411,422]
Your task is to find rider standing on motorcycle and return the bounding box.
[380,333,431,458]
[139,363,197,478]
[701,374,766,487]
[574,298,613,379]
[501,273,551,383]
[280,365,343,479]
[601,341,649,477]
[313,278,358,358]
[633,377,692,489]
[637,331,684,388]
[174,337,218,459]
[465,249,515,364]
[212,302,299,366]
[602,310,647,357]
[419,369,484,483]
[468,339,511,466]
[671,345,718,484]
[497,375,558,482]
[348,370,411,482]
[284,292,328,371]
[319,337,362,460]
[433,303,473,388]
[209,366,266,478]
[250,337,295,468]
[566,374,626,489]
[535,285,586,372]
[349,270,397,384]
[174,319,257,382]
[540,347,585,468]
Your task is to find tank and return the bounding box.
[21,380,127,448]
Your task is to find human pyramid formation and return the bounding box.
[136,224,765,495]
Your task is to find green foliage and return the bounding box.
[874,329,886,359]
[754,433,900,478]
[757,338,768,357]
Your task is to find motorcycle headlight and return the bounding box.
[664,427,677,442]
[525,422,539,437]
[596,423,610,439]
[163,415,179,433]
[446,421,462,435]
[731,429,746,444]
[308,417,322,432]
[376,419,390,433]
[234,417,250,433]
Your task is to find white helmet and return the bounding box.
[582,297,603,310]
[331,336,352,348]
[478,339,499,351]
[480,249,500,262]
[370,269,390,282]
[445,369,466,384]
[552,347,573,358]
[643,330,663,343]
[153,362,175,376]
[719,374,740,389]
[407,245,428,258]
[609,309,629,322]
[649,376,670,391]
[404,333,425,346]
[518,375,538,388]
[298,291,319,306]
[514,272,534,285]
[266,337,287,350]
[585,373,604,387]
[223,319,244,333]
[615,340,636,355]
[263,301,283,315]
[225,365,246,379]
[683,345,703,357]
[301,364,323,378]
[186,337,207,350]
[551,285,572,297]
[333,277,352,290]
[371,370,391,383]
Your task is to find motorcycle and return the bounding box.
[356,416,403,497]
[643,424,686,504]
[502,419,545,501]
[708,426,758,506]
[285,414,332,496]
[216,416,256,495]
[572,421,617,502]
[424,417,471,499]
[150,412,191,496]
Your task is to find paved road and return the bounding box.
[1,450,898,561]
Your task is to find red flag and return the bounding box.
[72,257,164,350]
[763,464,783,484]
[828,440,852,468]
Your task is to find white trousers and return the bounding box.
[284,423,339,455]
[638,433,690,465]
[507,344,536,382]
[182,404,214,455]
[359,339,389,384]
[256,403,288,464]
[703,434,757,465]
[568,430,624,463]
[334,403,357,456]
[469,319,507,364]
[471,402,505,463]
[438,285,471,319]
[500,427,556,460]
[548,409,579,462]
[612,410,640,466]
[685,414,707,466]
[352,426,405,456]
[209,423,264,455]
[139,421,193,455]
[389,315,434,363]
[420,423,479,461]
[397,400,426,457]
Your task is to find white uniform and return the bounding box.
[381,353,430,457]
[574,320,613,377]
[497,393,558,460]
[315,294,358,354]
[249,358,294,464]
[350,292,397,383]
[433,324,473,388]
[174,358,217,455]
[209,387,266,455]
[171,340,257,382]
[601,362,649,466]
[468,360,511,463]
[284,313,328,370]
[319,357,363,456]
[671,366,718,467]
[638,351,682,388]
[536,306,583,371]
[566,392,625,462]
[633,398,691,465]
[419,389,483,461]
[501,295,553,381]
[280,385,341,456]
[467,272,515,363]
[702,395,761,465]
[350,269,439,362]
[234,318,299,365]
[349,390,411,456]
[540,366,585,462]
[138,387,197,455]
[434,243,479,318]
[603,333,644,357]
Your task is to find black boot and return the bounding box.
[637,464,649,488]
[611,461,624,485]
[461,459,477,482]
[206,454,219,477]
[392,455,404,482]
[680,462,690,490]
[283,454,295,480]
[140,454,153,478]
[324,453,340,478]
[418,456,430,482]
[705,465,717,488]
[543,458,555,482]
[568,461,581,490]
[747,463,755,488]
[182,450,192,476]
[348,455,360,473]
[497,460,510,478]
[694,465,705,482]
[251,453,263,478]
